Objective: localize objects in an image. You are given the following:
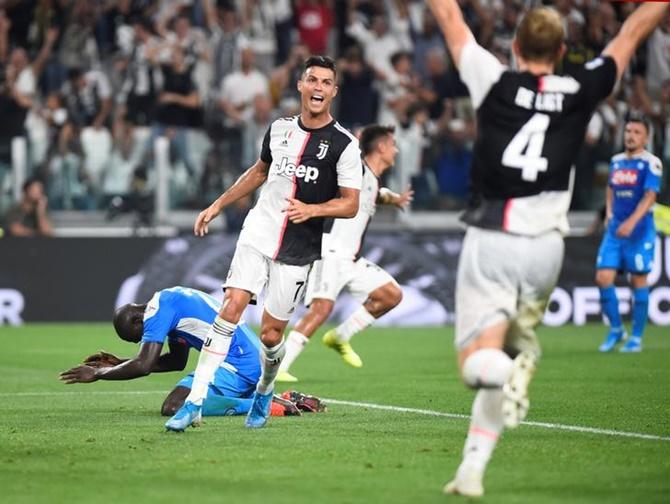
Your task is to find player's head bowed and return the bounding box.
[113,303,146,343]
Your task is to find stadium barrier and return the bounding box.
[1,233,668,326]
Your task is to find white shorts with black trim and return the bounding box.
[304,256,397,306]
[224,243,311,321]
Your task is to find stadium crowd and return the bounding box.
[0,0,668,221]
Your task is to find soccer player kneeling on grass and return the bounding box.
[595,117,662,354]
[59,286,325,419]
[277,124,412,383]
[428,0,669,497]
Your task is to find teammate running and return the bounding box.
[166,55,362,431]
[59,287,324,417]
[427,0,670,497]
[596,117,662,353]
[277,124,412,382]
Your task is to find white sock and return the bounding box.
[256,339,286,395]
[334,306,376,343]
[461,389,504,473]
[185,317,235,406]
[461,348,513,388]
[279,330,309,372]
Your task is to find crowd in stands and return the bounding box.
[0,0,668,228]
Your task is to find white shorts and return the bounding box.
[304,256,397,306]
[224,243,311,321]
[455,227,564,357]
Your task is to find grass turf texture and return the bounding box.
[1,324,669,504]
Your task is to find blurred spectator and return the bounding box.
[270,43,311,105]
[118,18,161,128]
[241,0,278,74]
[336,45,377,130]
[418,48,468,120]
[218,47,268,170]
[151,45,202,177]
[434,118,472,210]
[378,50,418,127]
[241,94,275,168]
[295,0,334,55]
[3,177,53,237]
[345,0,412,80]
[203,1,250,90]
[411,7,446,80]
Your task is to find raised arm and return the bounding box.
[194,158,270,236]
[426,0,475,67]
[603,3,670,81]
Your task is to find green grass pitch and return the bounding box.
[1,323,669,504]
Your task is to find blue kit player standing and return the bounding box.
[60,286,299,418]
[596,118,663,353]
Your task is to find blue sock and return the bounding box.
[202,395,252,416]
[599,286,622,332]
[632,287,649,339]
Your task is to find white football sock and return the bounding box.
[185,317,235,406]
[334,306,376,343]
[256,339,286,395]
[279,330,309,372]
[462,348,513,388]
[461,389,505,473]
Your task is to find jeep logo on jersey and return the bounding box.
[611,169,639,186]
[316,141,330,160]
[274,157,320,182]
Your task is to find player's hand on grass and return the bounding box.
[394,187,414,211]
[616,218,635,238]
[194,205,222,236]
[83,351,122,368]
[284,197,315,224]
[59,365,98,384]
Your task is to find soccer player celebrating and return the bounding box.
[427,0,670,497]
[596,117,662,353]
[59,286,311,418]
[166,56,362,431]
[277,125,412,383]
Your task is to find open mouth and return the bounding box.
[310,95,324,105]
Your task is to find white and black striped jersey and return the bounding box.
[458,41,617,235]
[322,161,379,261]
[237,116,362,266]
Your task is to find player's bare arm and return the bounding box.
[60,341,179,383]
[605,186,613,228]
[378,187,414,211]
[194,158,270,236]
[285,187,360,224]
[426,0,474,67]
[616,190,657,238]
[603,2,670,81]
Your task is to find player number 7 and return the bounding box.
[502,113,550,182]
[293,281,306,302]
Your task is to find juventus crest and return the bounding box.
[316,140,330,160]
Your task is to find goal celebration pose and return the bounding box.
[166,55,362,431]
[428,0,670,497]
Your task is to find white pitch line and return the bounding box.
[3,390,669,443]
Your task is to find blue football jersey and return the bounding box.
[141,287,260,379]
[608,151,662,237]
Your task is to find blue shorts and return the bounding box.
[596,231,655,274]
[176,365,256,399]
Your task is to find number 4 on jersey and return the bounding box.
[502,113,550,182]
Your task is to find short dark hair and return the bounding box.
[359,124,395,156]
[22,176,43,193]
[626,114,650,133]
[113,304,145,343]
[390,51,411,68]
[303,55,337,78]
